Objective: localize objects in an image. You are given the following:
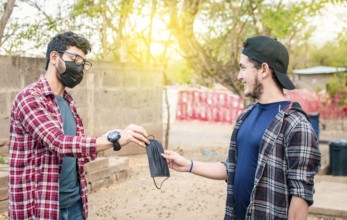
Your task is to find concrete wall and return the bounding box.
[0,55,163,155]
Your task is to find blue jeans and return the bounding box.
[60,199,85,220]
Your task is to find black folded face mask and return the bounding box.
[145,137,170,189]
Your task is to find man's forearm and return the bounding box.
[190,161,227,180]
[288,196,308,220]
[96,136,112,152]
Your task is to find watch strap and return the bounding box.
[112,141,121,151]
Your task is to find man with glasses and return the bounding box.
[8,31,149,220]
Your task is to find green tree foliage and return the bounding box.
[163,0,330,96]
[323,29,347,107]
[71,0,175,63]
[326,73,347,106]
[308,33,347,67]
[0,0,70,56]
[1,0,345,95]
[0,0,16,47]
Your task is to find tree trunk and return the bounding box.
[164,0,242,97]
[0,0,16,47]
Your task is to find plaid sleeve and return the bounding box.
[15,92,96,158]
[285,113,321,206]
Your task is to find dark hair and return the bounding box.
[45,31,92,70]
[247,56,283,91]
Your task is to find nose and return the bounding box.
[237,70,243,81]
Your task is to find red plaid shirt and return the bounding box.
[9,75,97,219]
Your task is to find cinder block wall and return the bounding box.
[0,55,163,156]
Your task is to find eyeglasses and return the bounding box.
[58,51,92,71]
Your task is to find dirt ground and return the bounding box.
[1,120,346,220]
[87,121,347,220]
[88,121,232,220]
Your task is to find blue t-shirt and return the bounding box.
[234,101,290,220]
[56,96,80,209]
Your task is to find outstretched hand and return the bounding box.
[119,124,149,147]
[161,150,191,172]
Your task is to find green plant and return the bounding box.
[326,73,347,106]
[0,156,5,164]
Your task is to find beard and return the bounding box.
[245,77,263,100]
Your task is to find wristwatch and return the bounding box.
[107,131,121,151]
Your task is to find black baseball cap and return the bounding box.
[241,36,295,90]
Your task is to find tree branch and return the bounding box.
[0,0,16,46]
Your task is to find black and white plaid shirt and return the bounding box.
[223,103,321,220]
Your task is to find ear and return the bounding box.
[49,51,59,65]
[261,63,271,78]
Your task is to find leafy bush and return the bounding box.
[326,73,347,106]
[0,156,5,164]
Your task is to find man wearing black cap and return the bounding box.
[162,36,321,219]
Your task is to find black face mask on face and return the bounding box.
[56,59,84,88]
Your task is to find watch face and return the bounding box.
[110,131,118,139]
[108,131,121,151]
[108,131,120,141]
